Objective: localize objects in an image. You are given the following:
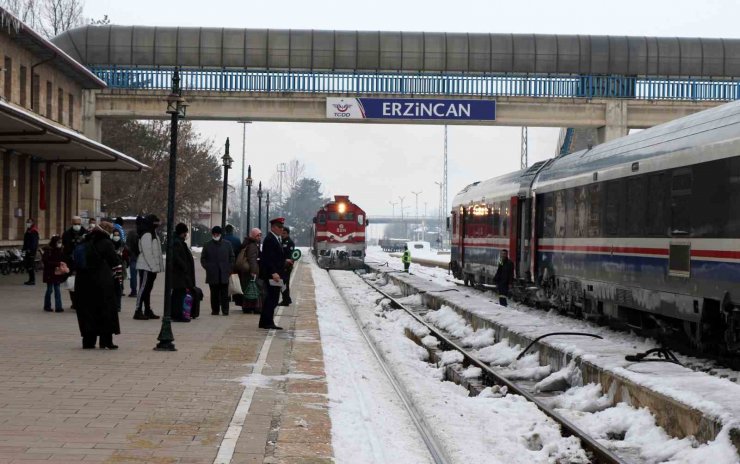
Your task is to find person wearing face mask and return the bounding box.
[41,235,66,312]
[200,226,235,316]
[134,214,163,320]
[22,218,39,285]
[171,223,195,322]
[111,229,124,312]
[86,217,97,233]
[75,222,122,349]
[62,216,86,309]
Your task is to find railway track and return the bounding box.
[331,267,628,464]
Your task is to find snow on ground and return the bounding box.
[309,262,434,464]
[364,250,740,434]
[366,272,740,463]
[326,265,590,464]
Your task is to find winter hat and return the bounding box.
[99,221,115,235]
[211,226,223,235]
[175,223,189,235]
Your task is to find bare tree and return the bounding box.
[38,0,83,37]
[0,0,84,38]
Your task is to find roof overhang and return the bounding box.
[0,100,148,172]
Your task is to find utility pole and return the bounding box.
[238,121,251,235]
[398,196,406,240]
[442,125,449,248]
[277,162,287,204]
[389,200,397,219]
[435,181,443,250]
[521,126,528,170]
[411,190,422,240]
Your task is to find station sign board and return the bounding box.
[326,97,496,121]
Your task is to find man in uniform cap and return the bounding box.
[259,217,286,329]
[279,226,295,306]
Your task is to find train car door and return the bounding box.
[460,207,467,271]
[509,196,519,277]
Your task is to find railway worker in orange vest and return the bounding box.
[493,249,515,307]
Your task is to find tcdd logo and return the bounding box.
[332,102,353,118]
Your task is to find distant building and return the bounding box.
[0,8,145,247]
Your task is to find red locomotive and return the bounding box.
[312,195,368,269]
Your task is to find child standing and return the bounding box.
[42,235,66,312]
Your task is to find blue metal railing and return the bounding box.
[559,128,575,156]
[90,66,740,102]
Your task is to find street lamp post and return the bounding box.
[238,121,251,235]
[411,190,422,240]
[266,192,270,227]
[398,196,406,239]
[221,138,232,229]
[257,181,263,232]
[155,68,187,352]
[246,165,253,231]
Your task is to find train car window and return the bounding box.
[346,212,355,220]
[647,173,667,236]
[574,187,588,237]
[606,181,623,236]
[728,159,740,236]
[542,193,555,238]
[501,202,509,237]
[318,213,326,225]
[671,168,692,235]
[588,183,602,237]
[693,160,730,237]
[452,212,457,235]
[565,189,576,237]
[627,176,647,236]
[357,214,364,225]
[555,190,567,238]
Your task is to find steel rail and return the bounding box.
[327,270,452,464]
[360,273,627,464]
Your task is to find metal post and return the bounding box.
[521,126,528,169]
[221,138,231,229]
[266,192,270,226]
[443,125,448,249]
[411,190,422,240]
[238,121,251,235]
[246,165,253,232]
[257,181,263,233]
[155,69,185,352]
[277,163,286,204]
[398,196,405,239]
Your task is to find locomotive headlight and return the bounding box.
[338,203,347,213]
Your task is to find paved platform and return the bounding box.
[0,259,333,463]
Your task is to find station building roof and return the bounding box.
[0,8,106,89]
[0,99,147,172]
[52,26,740,78]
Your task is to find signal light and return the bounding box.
[338,203,347,213]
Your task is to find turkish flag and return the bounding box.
[39,169,46,210]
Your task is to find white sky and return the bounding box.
[84,0,740,216]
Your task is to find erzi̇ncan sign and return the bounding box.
[326,97,496,121]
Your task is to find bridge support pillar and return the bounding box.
[79,90,103,220]
[597,100,628,144]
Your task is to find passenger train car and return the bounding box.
[312,195,368,269]
[451,99,740,355]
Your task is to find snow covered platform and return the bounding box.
[366,262,740,456]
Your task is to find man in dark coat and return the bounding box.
[62,216,85,308]
[171,223,195,321]
[75,222,122,349]
[259,217,286,330]
[493,249,515,307]
[125,217,142,297]
[200,225,234,315]
[278,226,295,306]
[22,218,39,285]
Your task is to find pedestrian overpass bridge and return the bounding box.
[53,26,740,142]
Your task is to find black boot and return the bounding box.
[144,310,160,320]
[133,310,149,320]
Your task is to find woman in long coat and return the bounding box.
[171,223,195,321]
[75,222,122,349]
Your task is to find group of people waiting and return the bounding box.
[21,213,297,349]
[196,217,295,330]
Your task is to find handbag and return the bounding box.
[228,273,243,295]
[234,248,250,273]
[65,275,76,291]
[242,279,262,311]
